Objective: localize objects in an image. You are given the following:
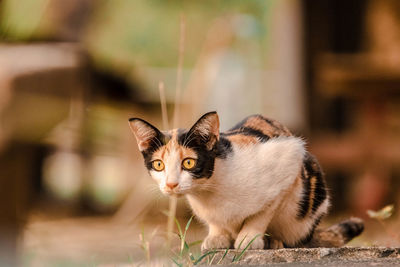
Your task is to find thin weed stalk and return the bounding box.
[159,81,169,130]
[216,248,229,264]
[168,13,186,252]
[172,13,186,128]
[232,234,262,262]
[171,215,224,266]
[167,196,178,251]
[158,79,176,251]
[193,250,216,265]
[207,250,218,265]
[139,228,151,264]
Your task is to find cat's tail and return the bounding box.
[304,217,364,248]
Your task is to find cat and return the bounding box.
[128,111,363,250]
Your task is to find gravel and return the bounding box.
[204,247,400,266]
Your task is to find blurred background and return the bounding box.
[0,0,400,265]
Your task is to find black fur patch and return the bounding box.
[216,137,233,159]
[230,114,288,137]
[129,118,168,171]
[339,219,364,241]
[178,131,232,179]
[297,153,327,218]
[258,116,281,133]
[290,213,324,247]
[312,172,327,214]
[221,127,270,142]
[297,168,311,218]
[142,132,167,171]
[260,116,275,126]
[305,154,327,214]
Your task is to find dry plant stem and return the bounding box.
[167,195,178,249]
[168,14,186,251]
[140,231,151,264]
[159,82,169,130]
[172,14,186,128]
[158,80,176,250]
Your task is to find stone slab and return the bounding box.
[205,247,400,266]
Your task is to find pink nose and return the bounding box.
[166,183,178,189]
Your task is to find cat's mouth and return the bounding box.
[164,191,185,197]
[163,187,187,197]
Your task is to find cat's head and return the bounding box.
[129,112,221,196]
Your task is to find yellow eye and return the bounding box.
[152,160,165,171]
[182,158,196,170]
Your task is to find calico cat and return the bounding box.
[128,112,363,250]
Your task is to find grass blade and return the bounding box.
[180,216,194,252]
[236,234,247,250]
[174,217,183,239]
[184,241,190,250]
[171,257,182,267]
[188,240,202,247]
[179,241,190,256]
[217,248,229,264]
[185,216,194,233]
[189,252,195,262]
[208,251,218,265]
[193,250,216,265]
[233,234,261,262]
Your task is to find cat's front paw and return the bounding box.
[267,237,284,249]
[201,234,231,251]
[234,232,264,250]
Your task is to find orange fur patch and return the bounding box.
[151,130,197,162]
[152,147,166,160]
[243,116,292,137]
[227,134,258,146]
[180,146,198,160]
[307,176,317,215]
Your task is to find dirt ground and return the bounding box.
[20,209,400,266]
[21,214,205,266]
[209,247,400,266]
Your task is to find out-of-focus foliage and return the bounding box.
[367,204,395,220]
[0,0,49,40]
[0,0,275,70]
[86,0,272,69]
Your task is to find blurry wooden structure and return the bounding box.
[304,0,400,213]
[0,43,86,265]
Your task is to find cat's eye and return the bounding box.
[152,160,165,171]
[182,158,196,170]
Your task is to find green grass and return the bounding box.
[136,215,265,266]
[232,234,262,262]
[170,216,263,266]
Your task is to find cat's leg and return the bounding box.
[234,197,282,250]
[201,223,232,250]
[267,237,284,249]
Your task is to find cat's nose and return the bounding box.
[166,182,178,189]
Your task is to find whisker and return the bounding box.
[183,130,200,147]
[184,135,199,147]
[153,136,163,148]
[183,131,194,147]
[149,138,161,149]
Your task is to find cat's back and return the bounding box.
[221,115,292,146]
[210,114,307,215]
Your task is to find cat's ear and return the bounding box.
[128,118,163,152]
[188,111,220,150]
